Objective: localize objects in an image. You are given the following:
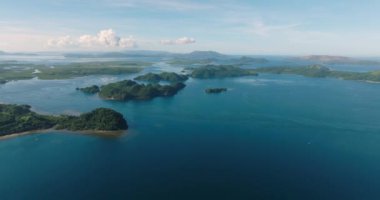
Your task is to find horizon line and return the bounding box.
[1,49,380,58]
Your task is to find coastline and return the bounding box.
[0,128,126,140]
[73,130,126,138]
[0,129,54,140]
[365,80,380,84]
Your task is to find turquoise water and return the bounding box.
[1,72,380,199]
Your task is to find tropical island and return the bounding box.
[76,85,100,94]
[78,80,186,101]
[134,72,188,83]
[205,88,227,94]
[190,65,258,79]
[255,65,380,82]
[0,104,128,137]
[55,108,128,131]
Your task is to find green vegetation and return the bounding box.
[76,85,100,94]
[328,70,380,82]
[134,72,188,83]
[56,108,128,131]
[297,55,380,65]
[0,104,128,136]
[98,80,186,101]
[205,88,227,94]
[37,62,145,80]
[0,61,148,82]
[255,65,331,78]
[190,65,258,79]
[0,104,58,136]
[255,65,380,82]
[236,56,269,64]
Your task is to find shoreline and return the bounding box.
[365,80,380,84]
[0,128,126,140]
[0,129,53,140]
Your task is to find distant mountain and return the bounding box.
[188,51,226,58]
[297,55,380,65]
[178,51,227,60]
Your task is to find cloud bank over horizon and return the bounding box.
[2,0,380,55]
[47,29,137,49]
[46,29,197,51]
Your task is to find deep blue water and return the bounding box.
[1,71,380,199]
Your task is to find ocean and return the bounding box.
[1,60,380,199]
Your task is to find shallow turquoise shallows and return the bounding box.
[1,73,380,200]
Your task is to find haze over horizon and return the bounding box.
[1,0,380,56]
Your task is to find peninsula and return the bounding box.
[0,104,128,137]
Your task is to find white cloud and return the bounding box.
[47,35,77,47]
[78,34,96,47]
[119,37,136,48]
[97,29,122,47]
[160,37,196,45]
[47,29,137,49]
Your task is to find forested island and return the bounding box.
[99,80,186,101]
[78,79,186,101]
[76,66,256,101]
[56,108,128,131]
[255,65,380,82]
[134,72,188,83]
[76,85,100,94]
[0,104,128,137]
[205,88,227,94]
[190,65,258,79]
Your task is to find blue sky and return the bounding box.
[1,0,380,56]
